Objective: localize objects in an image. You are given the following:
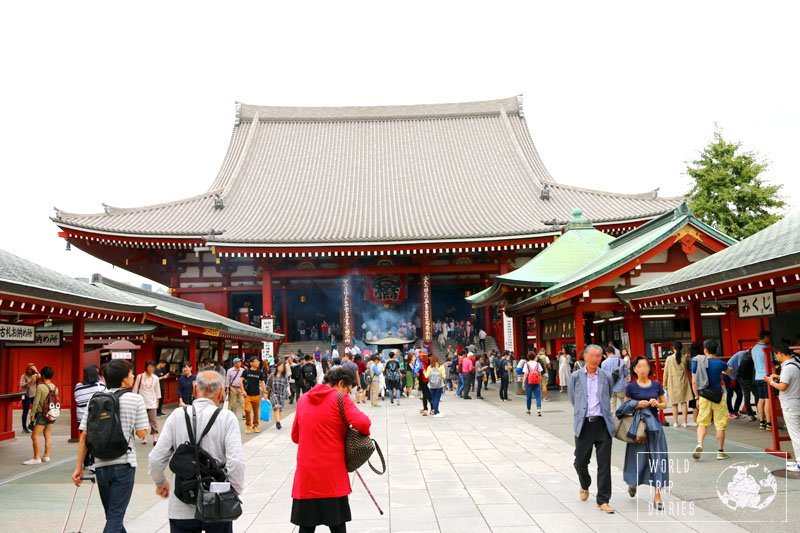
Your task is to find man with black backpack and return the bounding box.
[149,370,245,532]
[385,351,402,404]
[72,360,149,532]
[301,354,318,393]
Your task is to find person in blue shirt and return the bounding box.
[751,330,772,430]
[691,339,732,461]
[600,346,629,414]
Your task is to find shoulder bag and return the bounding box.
[337,393,386,475]
[614,415,647,444]
[189,407,243,523]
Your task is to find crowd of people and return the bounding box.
[13,326,799,532]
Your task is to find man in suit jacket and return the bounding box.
[568,344,616,514]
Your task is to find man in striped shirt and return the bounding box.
[72,360,149,532]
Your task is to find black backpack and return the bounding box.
[290,363,302,381]
[385,360,400,382]
[302,363,317,385]
[170,406,227,505]
[738,350,755,381]
[86,389,131,460]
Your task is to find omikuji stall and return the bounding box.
[619,212,800,458]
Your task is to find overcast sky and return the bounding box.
[1,1,797,290]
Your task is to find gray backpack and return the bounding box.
[428,367,444,389]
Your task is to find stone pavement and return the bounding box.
[125,389,786,533]
[1,388,795,532]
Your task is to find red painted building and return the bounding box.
[51,96,682,352]
[0,249,278,441]
[469,204,739,369]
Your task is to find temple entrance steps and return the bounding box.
[276,339,426,358]
[277,340,336,357]
[429,336,499,358]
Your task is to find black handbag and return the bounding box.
[337,393,386,475]
[187,407,242,523]
[698,387,723,404]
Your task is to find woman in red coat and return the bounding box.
[291,366,370,533]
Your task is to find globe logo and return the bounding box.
[716,462,778,511]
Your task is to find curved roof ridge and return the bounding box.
[53,189,224,220]
[238,96,522,122]
[550,182,682,201]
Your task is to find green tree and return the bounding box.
[686,128,785,240]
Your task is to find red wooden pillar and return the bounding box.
[70,316,85,441]
[217,339,225,363]
[221,286,230,319]
[688,300,702,341]
[625,307,646,356]
[188,333,197,371]
[574,302,585,358]
[261,261,273,316]
[535,316,543,352]
[0,341,14,441]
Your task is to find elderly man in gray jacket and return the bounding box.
[568,344,616,514]
[149,370,245,533]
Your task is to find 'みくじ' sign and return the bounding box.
[737,291,775,319]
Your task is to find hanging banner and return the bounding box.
[0,324,35,342]
[261,316,274,361]
[422,274,432,342]
[503,312,515,353]
[342,278,353,345]
[364,274,407,304]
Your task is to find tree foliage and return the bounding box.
[686,129,785,240]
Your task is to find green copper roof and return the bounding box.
[467,209,613,306]
[507,203,736,313]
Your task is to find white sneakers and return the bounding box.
[433,413,444,418]
[22,458,41,465]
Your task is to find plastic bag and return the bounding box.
[260,399,272,422]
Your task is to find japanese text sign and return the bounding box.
[737,291,775,319]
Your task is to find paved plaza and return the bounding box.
[0,388,796,533]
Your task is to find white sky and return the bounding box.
[1,1,797,289]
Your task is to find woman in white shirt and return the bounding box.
[133,360,162,445]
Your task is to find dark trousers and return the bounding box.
[727,381,743,414]
[419,381,431,411]
[500,376,510,399]
[461,373,474,398]
[489,368,496,383]
[289,382,302,403]
[21,397,33,429]
[157,386,165,414]
[476,375,485,397]
[430,387,443,414]
[95,463,136,533]
[479,339,486,352]
[573,419,612,505]
[739,379,754,415]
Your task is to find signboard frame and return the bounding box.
[736,290,776,319]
